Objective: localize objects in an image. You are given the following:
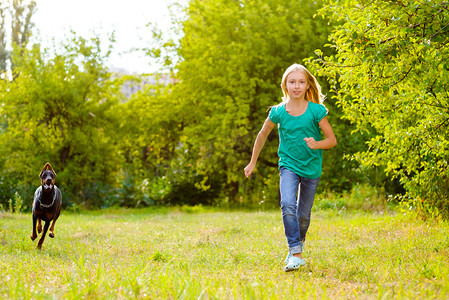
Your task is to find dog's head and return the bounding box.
[39,163,57,193]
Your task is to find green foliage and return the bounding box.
[316,92,391,193]
[139,176,171,205]
[315,183,388,212]
[308,0,449,217]
[8,191,24,213]
[142,0,334,204]
[0,36,123,208]
[2,0,416,209]
[151,249,171,262]
[117,80,183,206]
[163,174,222,206]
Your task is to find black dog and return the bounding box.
[31,163,62,249]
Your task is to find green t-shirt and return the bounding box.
[269,101,327,178]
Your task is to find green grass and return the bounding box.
[1,207,448,299]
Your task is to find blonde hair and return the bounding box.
[280,63,326,105]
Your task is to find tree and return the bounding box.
[0,35,123,208]
[308,0,449,216]
[142,0,335,205]
[0,0,36,73]
[0,4,7,72]
[11,0,36,47]
[117,80,184,206]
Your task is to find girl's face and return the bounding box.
[286,70,309,101]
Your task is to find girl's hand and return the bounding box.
[244,163,256,178]
[304,137,317,149]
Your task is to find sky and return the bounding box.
[32,0,181,74]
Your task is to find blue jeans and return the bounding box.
[279,167,320,255]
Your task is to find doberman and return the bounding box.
[30,163,62,249]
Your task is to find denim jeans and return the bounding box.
[279,167,320,255]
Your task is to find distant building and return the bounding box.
[109,68,173,99]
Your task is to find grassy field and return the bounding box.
[1,206,448,299]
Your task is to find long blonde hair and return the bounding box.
[280,63,326,105]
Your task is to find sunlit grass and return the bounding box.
[1,207,448,299]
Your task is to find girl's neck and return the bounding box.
[285,98,308,116]
[288,97,307,106]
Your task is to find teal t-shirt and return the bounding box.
[269,101,327,178]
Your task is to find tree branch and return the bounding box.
[389,66,413,88]
[435,117,449,131]
[431,22,449,39]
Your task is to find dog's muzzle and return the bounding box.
[43,183,53,192]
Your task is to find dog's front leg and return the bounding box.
[37,220,50,249]
[31,214,38,241]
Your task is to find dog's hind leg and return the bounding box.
[37,219,42,234]
[48,219,57,238]
[31,214,38,241]
[37,220,50,249]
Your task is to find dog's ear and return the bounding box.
[46,163,57,177]
[40,162,57,178]
[39,163,50,178]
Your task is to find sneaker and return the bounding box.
[284,256,306,272]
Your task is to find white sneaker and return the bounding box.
[284,256,306,272]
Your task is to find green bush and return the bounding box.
[163,175,222,206]
[315,184,387,212]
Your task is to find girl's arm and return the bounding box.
[244,117,276,178]
[304,117,337,150]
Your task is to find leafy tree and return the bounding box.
[0,0,36,73]
[0,36,123,208]
[142,0,336,205]
[0,4,7,72]
[117,80,183,206]
[308,0,449,216]
[11,0,36,47]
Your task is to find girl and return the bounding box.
[244,63,337,272]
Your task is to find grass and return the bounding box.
[1,206,448,299]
